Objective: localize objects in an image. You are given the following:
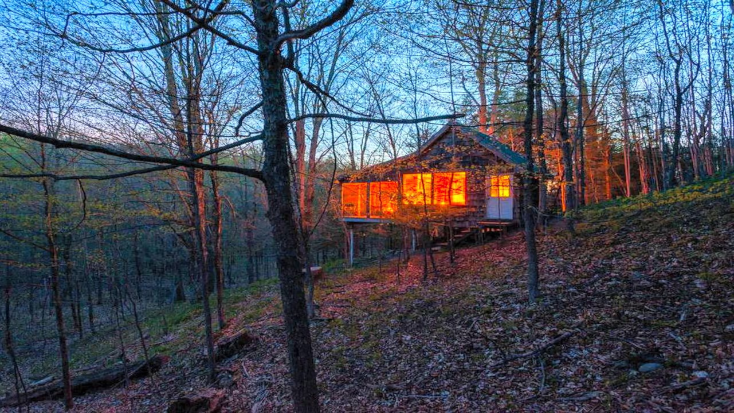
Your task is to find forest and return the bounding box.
[0,0,732,412]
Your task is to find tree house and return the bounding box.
[338,123,528,265]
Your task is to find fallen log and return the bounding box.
[211,330,256,362]
[0,355,165,407]
[167,389,226,413]
[28,376,54,387]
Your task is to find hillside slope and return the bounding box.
[4,175,733,412]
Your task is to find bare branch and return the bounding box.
[58,24,202,54]
[285,60,372,117]
[0,124,264,181]
[0,165,178,181]
[0,227,48,252]
[234,102,264,137]
[274,0,355,49]
[158,0,261,55]
[288,113,465,125]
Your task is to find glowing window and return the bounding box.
[369,182,398,217]
[490,175,511,198]
[434,172,466,206]
[402,173,433,205]
[342,182,367,217]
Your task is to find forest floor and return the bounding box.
[2,175,733,412]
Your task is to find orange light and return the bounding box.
[402,173,433,205]
[342,182,367,217]
[403,172,466,206]
[451,172,466,205]
[490,175,511,198]
[434,172,466,206]
[434,173,451,205]
[369,181,398,217]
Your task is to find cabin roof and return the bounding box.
[422,123,527,166]
[338,123,526,181]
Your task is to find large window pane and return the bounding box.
[434,172,466,206]
[450,172,467,205]
[433,172,466,205]
[369,181,398,216]
[342,182,367,217]
[402,173,432,205]
[434,173,451,205]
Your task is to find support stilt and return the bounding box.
[349,227,355,267]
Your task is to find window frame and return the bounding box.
[341,182,368,217]
[401,171,467,206]
[489,174,511,198]
[433,171,467,206]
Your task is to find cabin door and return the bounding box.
[486,174,513,220]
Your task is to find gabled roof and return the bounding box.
[422,123,527,166]
[338,123,527,182]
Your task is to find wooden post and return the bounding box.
[449,223,455,264]
[349,227,355,267]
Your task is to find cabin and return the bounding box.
[338,123,528,264]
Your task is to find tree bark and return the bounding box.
[43,176,73,410]
[556,0,575,213]
[477,60,489,133]
[244,178,257,284]
[210,168,226,329]
[535,0,548,227]
[252,1,320,411]
[524,0,541,303]
[621,82,633,197]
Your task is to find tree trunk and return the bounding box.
[667,64,684,189]
[133,232,144,301]
[476,59,489,133]
[302,117,323,318]
[185,122,216,385]
[535,0,548,227]
[252,1,319,411]
[210,168,226,329]
[574,6,587,206]
[556,0,575,214]
[4,265,27,407]
[244,179,257,285]
[621,62,633,197]
[43,177,73,410]
[61,237,81,335]
[490,59,502,136]
[524,0,541,303]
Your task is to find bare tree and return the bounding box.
[657,0,701,189]
[555,0,575,213]
[524,0,541,302]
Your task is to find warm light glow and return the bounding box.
[342,182,367,217]
[434,172,466,205]
[403,172,466,206]
[369,181,398,216]
[490,175,511,198]
[402,173,433,205]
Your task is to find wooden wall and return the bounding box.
[343,128,521,227]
